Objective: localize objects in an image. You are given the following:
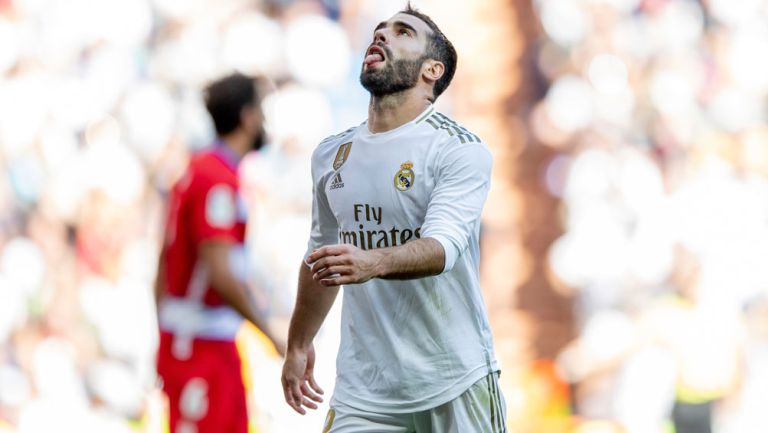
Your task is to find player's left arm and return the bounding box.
[309,237,444,285]
[310,141,492,285]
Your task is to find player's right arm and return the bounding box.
[153,247,167,310]
[199,240,285,356]
[189,175,286,355]
[281,262,338,414]
[281,139,341,414]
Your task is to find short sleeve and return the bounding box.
[304,149,340,265]
[421,142,493,272]
[191,181,239,243]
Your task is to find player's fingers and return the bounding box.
[292,402,307,415]
[306,248,324,264]
[324,244,344,255]
[310,257,327,274]
[281,378,291,403]
[301,397,319,410]
[282,379,300,412]
[320,274,358,286]
[320,244,352,258]
[283,389,298,411]
[314,265,348,280]
[308,245,344,263]
[319,277,341,286]
[307,374,325,395]
[311,256,345,274]
[290,384,307,415]
[300,382,323,403]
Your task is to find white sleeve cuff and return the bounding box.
[428,235,459,273]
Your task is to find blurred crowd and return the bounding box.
[0,0,407,432]
[1,0,768,432]
[529,0,768,432]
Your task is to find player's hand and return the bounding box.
[281,344,324,415]
[308,244,381,286]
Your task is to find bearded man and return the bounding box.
[281,4,507,432]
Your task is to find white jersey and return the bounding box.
[305,105,498,413]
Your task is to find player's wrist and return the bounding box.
[369,249,389,279]
[287,337,313,354]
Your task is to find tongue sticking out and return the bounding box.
[365,53,384,66]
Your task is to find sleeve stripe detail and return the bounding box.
[435,113,480,142]
[429,113,479,143]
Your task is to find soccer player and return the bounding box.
[281,4,507,432]
[155,73,285,433]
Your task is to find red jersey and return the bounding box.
[158,145,248,348]
[157,145,251,433]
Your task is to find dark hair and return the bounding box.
[204,72,258,136]
[400,3,457,100]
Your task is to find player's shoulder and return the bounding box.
[312,124,360,161]
[418,110,485,147]
[189,149,216,167]
[317,125,358,150]
[188,149,237,187]
[420,111,492,170]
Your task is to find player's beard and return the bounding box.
[250,127,265,152]
[360,52,427,97]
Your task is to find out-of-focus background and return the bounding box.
[1,0,768,432]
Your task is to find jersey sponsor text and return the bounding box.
[338,203,421,249]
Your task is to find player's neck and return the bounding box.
[367,90,432,134]
[219,132,249,160]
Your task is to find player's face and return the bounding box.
[243,101,265,152]
[250,124,265,152]
[360,13,432,97]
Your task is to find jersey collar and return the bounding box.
[360,105,434,140]
[211,141,240,172]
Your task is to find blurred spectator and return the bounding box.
[0,1,380,432]
[537,0,768,432]
[154,72,286,433]
[661,248,744,433]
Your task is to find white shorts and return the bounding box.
[322,372,508,433]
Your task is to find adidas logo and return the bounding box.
[329,172,344,190]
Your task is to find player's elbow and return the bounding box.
[424,235,459,273]
[199,240,239,290]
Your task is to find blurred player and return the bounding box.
[281,3,506,432]
[155,73,285,433]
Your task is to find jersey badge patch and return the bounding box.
[205,184,236,228]
[394,161,415,192]
[333,142,352,170]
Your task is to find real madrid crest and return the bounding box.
[333,142,352,170]
[394,161,415,192]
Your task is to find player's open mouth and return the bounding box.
[364,45,386,69]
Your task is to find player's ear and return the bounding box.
[422,59,444,84]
